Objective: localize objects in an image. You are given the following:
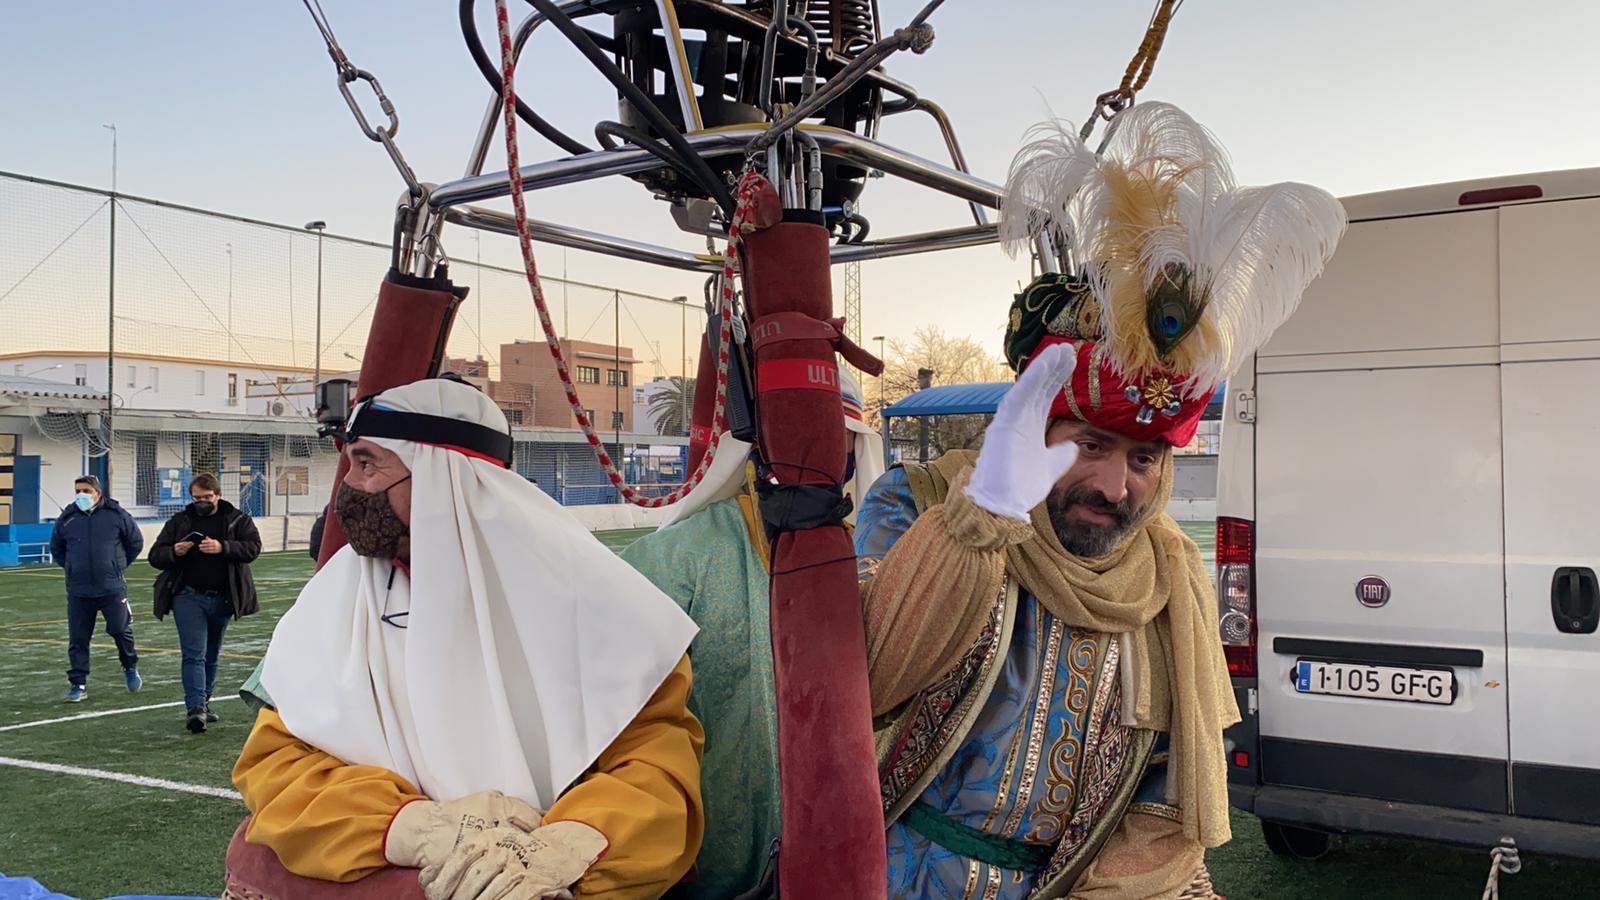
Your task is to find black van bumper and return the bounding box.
[1230,783,1600,861]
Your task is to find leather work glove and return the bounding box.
[418,820,607,900]
[385,790,544,870]
[964,341,1080,521]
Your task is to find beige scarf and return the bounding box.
[878,450,1239,848]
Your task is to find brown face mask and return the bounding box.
[335,477,411,560]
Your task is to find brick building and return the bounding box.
[500,339,636,431]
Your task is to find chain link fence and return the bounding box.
[0,170,700,554]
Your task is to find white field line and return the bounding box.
[0,694,240,732]
[0,755,241,800]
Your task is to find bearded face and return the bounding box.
[1046,483,1141,557]
[1040,420,1166,558]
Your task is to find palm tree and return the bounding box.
[648,376,696,435]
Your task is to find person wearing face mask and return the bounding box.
[228,378,703,900]
[616,365,884,899]
[50,474,145,703]
[149,472,263,733]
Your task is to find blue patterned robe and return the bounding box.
[858,468,1171,900]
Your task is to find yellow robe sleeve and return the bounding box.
[231,706,426,883]
[545,653,705,900]
[1069,811,1211,899]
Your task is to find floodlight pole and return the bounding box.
[104,122,118,491]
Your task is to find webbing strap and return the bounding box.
[346,404,514,468]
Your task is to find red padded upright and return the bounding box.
[743,212,886,900]
[315,268,462,567]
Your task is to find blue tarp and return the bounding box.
[0,873,72,900]
[0,874,210,900]
[881,381,1227,420]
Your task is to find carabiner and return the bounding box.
[337,67,399,142]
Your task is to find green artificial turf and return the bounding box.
[1,528,1594,899]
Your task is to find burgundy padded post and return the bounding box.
[743,210,887,899]
[315,268,463,567]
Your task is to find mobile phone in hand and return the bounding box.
[183,531,206,544]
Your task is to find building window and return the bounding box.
[582,408,596,424]
[611,410,625,429]
[126,365,137,388]
[576,365,600,384]
[227,373,238,405]
[148,367,159,391]
[606,369,629,387]
[195,369,205,395]
[503,408,524,425]
[74,364,88,386]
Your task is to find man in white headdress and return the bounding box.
[618,367,883,899]
[232,377,704,900]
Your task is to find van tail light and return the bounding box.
[1217,516,1256,678]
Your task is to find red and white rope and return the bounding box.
[493,0,752,508]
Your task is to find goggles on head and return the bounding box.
[321,388,514,469]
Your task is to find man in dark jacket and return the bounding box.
[50,474,145,702]
[148,473,262,733]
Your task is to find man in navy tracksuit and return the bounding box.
[49,474,145,702]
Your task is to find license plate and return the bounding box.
[1294,660,1454,705]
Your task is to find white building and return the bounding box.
[0,360,339,563]
[632,377,686,436]
[0,351,320,417]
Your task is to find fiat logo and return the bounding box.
[1356,576,1391,608]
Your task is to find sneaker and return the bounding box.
[64,684,87,703]
[205,703,219,724]
[124,667,143,693]
[186,708,207,734]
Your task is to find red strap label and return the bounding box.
[757,359,841,394]
[689,424,713,447]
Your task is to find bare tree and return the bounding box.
[869,326,1009,421]
[869,326,1011,459]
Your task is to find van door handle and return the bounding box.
[1551,567,1599,634]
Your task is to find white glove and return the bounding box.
[385,790,544,869]
[964,341,1080,521]
[418,820,607,900]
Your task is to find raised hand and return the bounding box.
[964,341,1080,521]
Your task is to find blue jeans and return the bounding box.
[172,588,232,711]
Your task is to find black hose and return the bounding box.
[840,212,871,243]
[460,0,592,156]
[523,0,735,216]
[595,121,705,188]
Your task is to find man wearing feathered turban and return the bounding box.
[856,103,1345,898]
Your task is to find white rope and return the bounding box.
[1480,837,1521,900]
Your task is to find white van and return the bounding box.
[1216,169,1600,859]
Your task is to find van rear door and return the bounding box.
[1252,207,1510,813]
[1498,196,1600,824]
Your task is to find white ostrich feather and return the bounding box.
[998,118,1098,258]
[1100,102,1234,191]
[1000,101,1345,394]
[1178,182,1347,395]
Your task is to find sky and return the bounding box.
[3,0,1598,365]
